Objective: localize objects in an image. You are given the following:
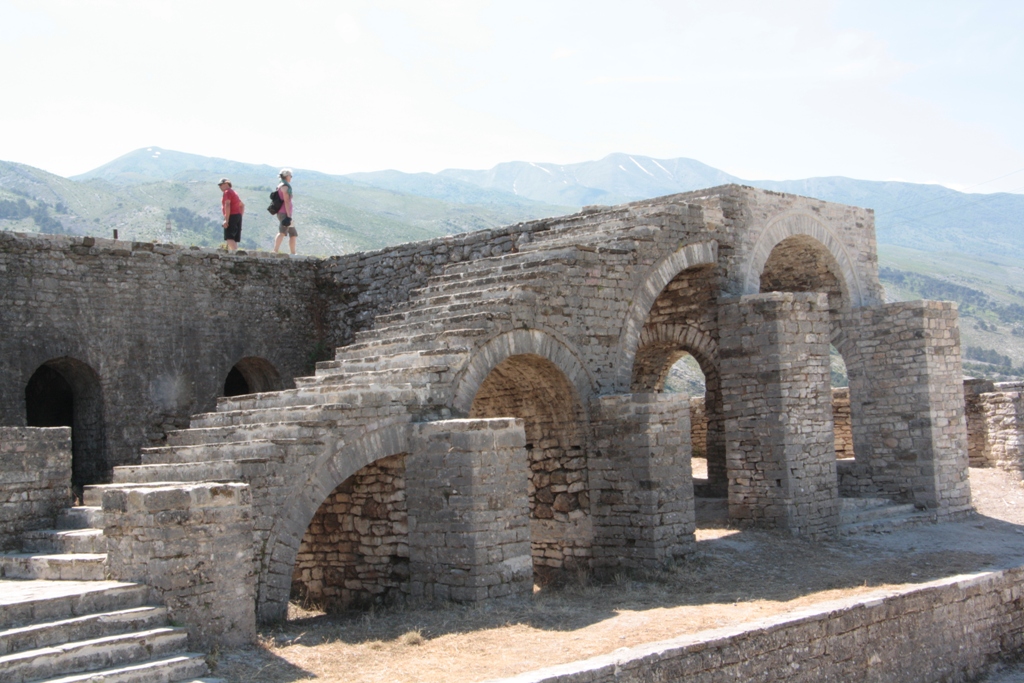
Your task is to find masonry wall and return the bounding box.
[103,482,257,649]
[0,426,71,550]
[840,301,971,516]
[494,568,1024,683]
[291,454,409,611]
[968,382,1024,473]
[0,232,323,478]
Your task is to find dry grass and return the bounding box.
[214,468,1024,683]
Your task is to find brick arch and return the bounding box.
[257,419,415,623]
[741,211,866,308]
[451,329,594,417]
[614,241,719,392]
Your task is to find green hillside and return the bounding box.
[1,148,572,254]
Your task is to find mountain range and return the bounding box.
[2,147,1023,377]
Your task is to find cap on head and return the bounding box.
[279,168,293,179]
[218,177,231,187]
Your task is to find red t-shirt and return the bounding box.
[222,188,243,216]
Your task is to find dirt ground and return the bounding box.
[213,466,1024,683]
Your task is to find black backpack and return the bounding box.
[267,189,284,215]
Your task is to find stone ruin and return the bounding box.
[0,184,989,679]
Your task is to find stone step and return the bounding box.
[142,437,284,464]
[333,327,488,359]
[161,422,336,450]
[294,364,451,389]
[426,246,584,281]
[0,555,107,582]
[355,310,506,344]
[372,291,537,327]
[21,529,105,555]
[0,626,188,683]
[215,383,435,413]
[55,508,103,531]
[0,581,150,630]
[408,268,553,301]
[0,606,167,656]
[189,402,356,429]
[112,457,272,485]
[24,652,208,683]
[316,346,470,375]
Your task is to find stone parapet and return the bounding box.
[0,426,71,550]
[718,292,838,538]
[490,567,1024,683]
[102,482,257,649]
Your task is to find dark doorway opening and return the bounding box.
[224,357,283,397]
[25,358,107,493]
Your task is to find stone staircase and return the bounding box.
[838,497,929,535]
[0,509,220,682]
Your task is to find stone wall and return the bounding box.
[967,381,1024,473]
[103,482,256,648]
[291,454,408,611]
[492,567,1024,683]
[0,232,323,482]
[0,426,71,550]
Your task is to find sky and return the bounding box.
[2,0,1024,193]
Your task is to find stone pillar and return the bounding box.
[589,393,694,571]
[102,482,257,649]
[405,418,532,602]
[973,384,1024,474]
[841,301,971,517]
[718,292,838,538]
[0,427,72,550]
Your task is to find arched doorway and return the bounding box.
[628,263,723,497]
[469,353,588,583]
[25,357,107,491]
[291,454,408,613]
[223,357,283,397]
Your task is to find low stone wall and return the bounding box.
[491,567,1024,683]
[0,426,71,550]
[102,482,256,649]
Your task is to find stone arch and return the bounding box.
[741,211,865,308]
[630,323,717,393]
[452,329,594,416]
[224,356,283,397]
[615,241,719,391]
[467,351,590,580]
[25,357,107,490]
[258,420,415,623]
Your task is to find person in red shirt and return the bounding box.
[218,178,245,251]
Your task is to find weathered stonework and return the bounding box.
[0,185,978,639]
[0,426,71,549]
[102,482,257,648]
[964,380,1024,474]
[489,568,1024,683]
[718,292,839,538]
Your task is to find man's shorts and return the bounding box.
[224,214,242,242]
[278,214,298,237]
